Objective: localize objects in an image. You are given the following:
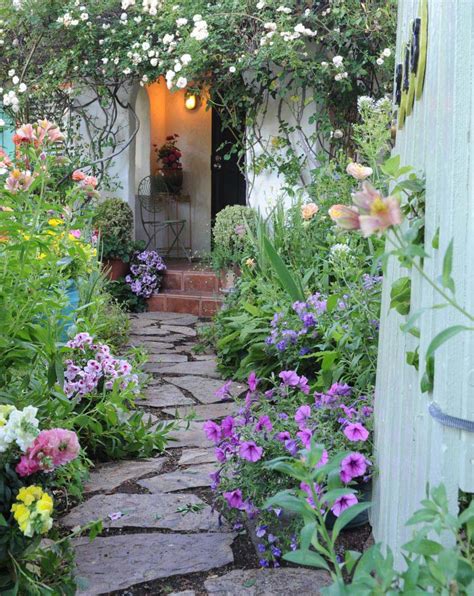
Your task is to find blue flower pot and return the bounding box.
[60,281,80,342]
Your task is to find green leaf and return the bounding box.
[0,514,7,528]
[420,355,435,393]
[332,503,372,542]
[403,538,443,556]
[283,549,330,570]
[426,325,472,360]
[390,277,411,315]
[441,239,455,293]
[432,227,439,249]
[263,235,305,302]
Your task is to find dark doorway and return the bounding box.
[211,109,247,223]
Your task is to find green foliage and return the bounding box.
[211,205,257,271]
[93,198,134,261]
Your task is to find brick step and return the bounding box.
[162,267,222,294]
[148,289,223,317]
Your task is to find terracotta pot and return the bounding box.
[103,258,130,281]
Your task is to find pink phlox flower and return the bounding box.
[255,415,272,432]
[344,422,369,442]
[331,493,358,517]
[239,441,263,462]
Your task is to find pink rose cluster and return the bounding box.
[64,332,139,398]
[16,428,80,477]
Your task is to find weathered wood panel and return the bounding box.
[373,0,474,560]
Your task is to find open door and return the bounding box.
[211,109,246,223]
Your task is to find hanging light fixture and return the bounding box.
[184,92,199,110]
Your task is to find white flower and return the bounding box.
[174,62,182,72]
[193,14,202,22]
[123,67,131,74]
[80,12,88,21]
[276,6,292,13]
[190,20,208,41]
[333,129,344,139]
[120,12,128,21]
[5,406,39,452]
[18,82,27,93]
[12,75,19,85]
[264,22,277,31]
[165,69,175,81]
[382,48,391,57]
[176,18,188,26]
[121,0,135,8]
[181,53,192,65]
[330,243,351,257]
[176,76,187,89]
[332,55,344,68]
[102,57,109,64]
[163,33,175,45]
[142,41,150,51]
[256,0,266,8]
[321,61,328,68]
[7,69,15,77]
[229,66,236,73]
[376,58,384,66]
[150,57,158,66]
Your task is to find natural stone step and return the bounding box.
[131,312,198,325]
[163,402,237,421]
[130,334,186,344]
[150,360,220,378]
[137,464,215,493]
[160,325,197,337]
[163,376,245,404]
[84,458,167,494]
[178,448,216,466]
[144,354,189,367]
[167,421,213,449]
[137,385,194,409]
[63,493,224,532]
[74,532,235,594]
[204,568,332,595]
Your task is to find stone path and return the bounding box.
[66,312,331,595]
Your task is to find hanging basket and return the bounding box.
[155,169,183,194]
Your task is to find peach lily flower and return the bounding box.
[328,204,360,230]
[346,162,373,180]
[301,202,319,220]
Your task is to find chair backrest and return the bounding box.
[137,175,170,215]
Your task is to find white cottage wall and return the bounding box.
[373,0,474,563]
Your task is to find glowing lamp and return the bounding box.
[184,93,198,110]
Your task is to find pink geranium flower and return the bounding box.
[239,441,263,462]
[344,422,369,442]
[331,493,358,517]
[340,452,367,483]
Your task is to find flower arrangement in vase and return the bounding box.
[154,134,183,194]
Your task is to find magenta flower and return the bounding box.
[297,428,312,449]
[215,380,232,400]
[279,370,300,386]
[344,422,369,442]
[203,420,222,443]
[215,447,227,462]
[297,375,310,394]
[248,371,258,392]
[331,493,358,517]
[294,405,311,426]
[16,428,80,477]
[255,415,272,432]
[239,441,263,462]
[221,416,235,437]
[224,489,244,509]
[340,452,367,483]
[276,431,291,442]
[316,449,329,468]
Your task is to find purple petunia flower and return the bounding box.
[344,422,369,442]
[279,370,300,386]
[294,404,312,426]
[276,431,291,442]
[256,525,267,538]
[276,340,287,352]
[297,428,312,449]
[248,371,258,392]
[284,439,298,456]
[215,380,232,400]
[221,416,235,437]
[203,420,221,443]
[223,489,243,509]
[257,543,266,553]
[255,415,273,432]
[239,441,263,462]
[340,452,367,482]
[331,493,358,517]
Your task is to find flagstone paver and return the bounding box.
[138,464,217,493]
[84,457,167,494]
[63,493,224,532]
[74,533,235,594]
[69,311,316,595]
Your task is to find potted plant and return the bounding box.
[154,134,183,194]
[93,198,134,280]
[211,205,257,290]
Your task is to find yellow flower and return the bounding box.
[17,485,43,506]
[36,493,53,517]
[11,503,32,536]
[48,218,64,227]
[245,258,255,267]
[21,233,30,240]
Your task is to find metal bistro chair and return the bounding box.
[137,175,191,262]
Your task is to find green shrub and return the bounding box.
[212,205,257,271]
[93,198,134,261]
